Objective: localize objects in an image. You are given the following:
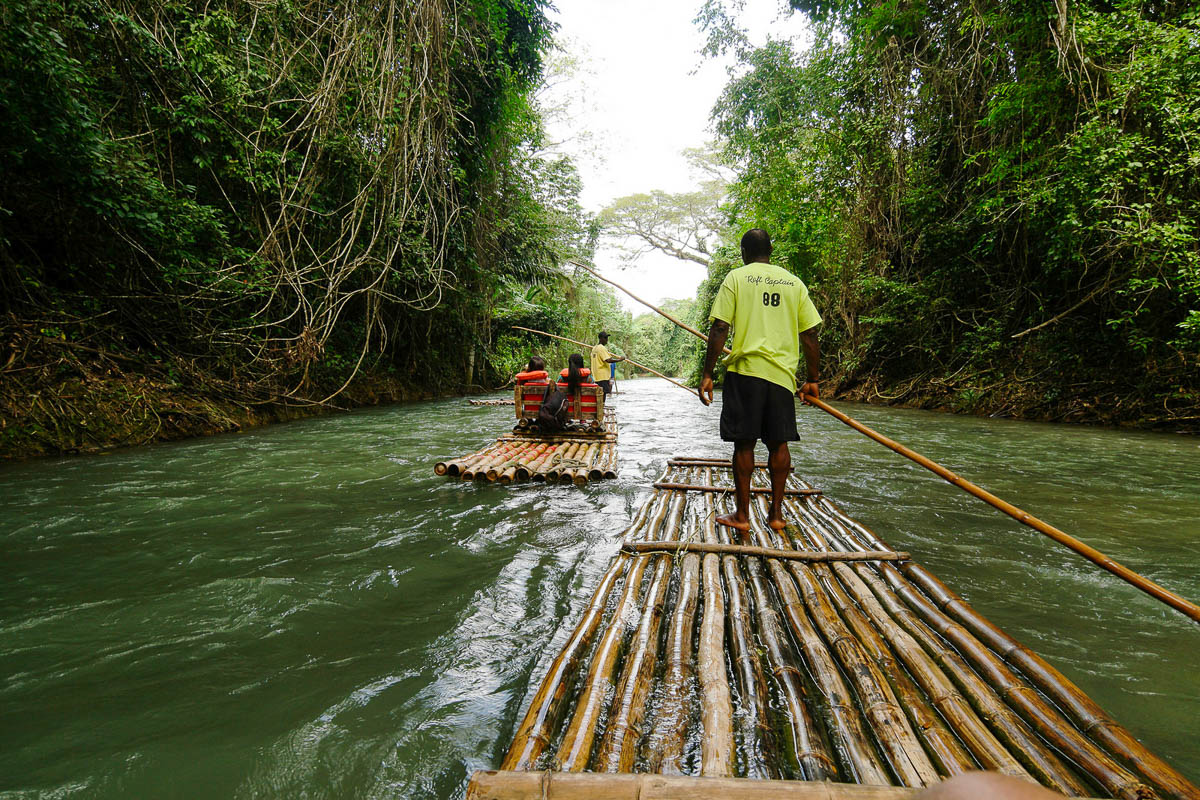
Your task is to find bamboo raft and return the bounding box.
[469,398,516,406]
[467,458,1199,800]
[434,410,618,486]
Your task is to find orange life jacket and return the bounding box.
[515,369,549,384]
[557,367,593,384]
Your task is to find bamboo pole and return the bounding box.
[568,260,712,347]
[712,496,781,780]
[555,490,674,770]
[594,493,683,771]
[790,496,1095,796]
[512,325,700,399]
[802,494,1172,800]
[881,565,1155,800]
[756,510,894,784]
[735,498,940,787]
[804,396,1200,624]
[697,487,734,777]
[669,458,789,469]
[721,496,837,781]
[443,442,504,476]
[901,564,1200,800]
[763,495,990,779]
[583,265,1200,625]
[651,482,820,496]
[643,505,701,774]
[502,500,659,770]
[780,498,1027,780]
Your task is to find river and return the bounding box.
[1,379,1197,797]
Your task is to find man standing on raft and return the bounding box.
[699,229,821,533]
[590,331,624,397]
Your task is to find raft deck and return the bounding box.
[467,458,1199,799]
[435,409,617,485]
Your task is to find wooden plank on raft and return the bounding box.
[620,542,909,562]
[653,482,820,496]
[668,459,784,469]
[465,771,1107,800]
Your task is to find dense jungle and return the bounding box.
[2,0,1198,459]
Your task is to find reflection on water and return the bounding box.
[1,380,1197,796]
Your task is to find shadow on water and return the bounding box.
[0,378,1197,797]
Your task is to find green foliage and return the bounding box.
[1,0,588,402]
[630,298,702,378]
[698,0,1200,419]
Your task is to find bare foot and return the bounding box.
[715,513,750,532]
[767,516,788,531]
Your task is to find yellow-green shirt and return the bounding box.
[709,262,822,393]
[590,343,613,379]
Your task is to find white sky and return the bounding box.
[542,1,810,315]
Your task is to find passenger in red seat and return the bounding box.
[556,353,595,388]
[515,355,548,385]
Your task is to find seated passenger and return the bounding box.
[515,355,549,385]
[556,353,596,388]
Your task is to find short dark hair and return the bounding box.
[740,228,772,263]
[598,331,608,339]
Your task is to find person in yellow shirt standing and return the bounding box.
[699,229,821,534]
[590,331,624,397]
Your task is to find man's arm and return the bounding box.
[798,326,820,400]
[699,319,730,406]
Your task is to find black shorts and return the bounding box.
[720,372,799,443]
[597,379,612,395]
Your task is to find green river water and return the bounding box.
[1,379,1198,798]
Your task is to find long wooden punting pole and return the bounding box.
[511,325,700,399]
[582,269,1200,624]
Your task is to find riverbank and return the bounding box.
[832,369,1199,434]
[0,333,463,460]
[6,343,1194,462]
